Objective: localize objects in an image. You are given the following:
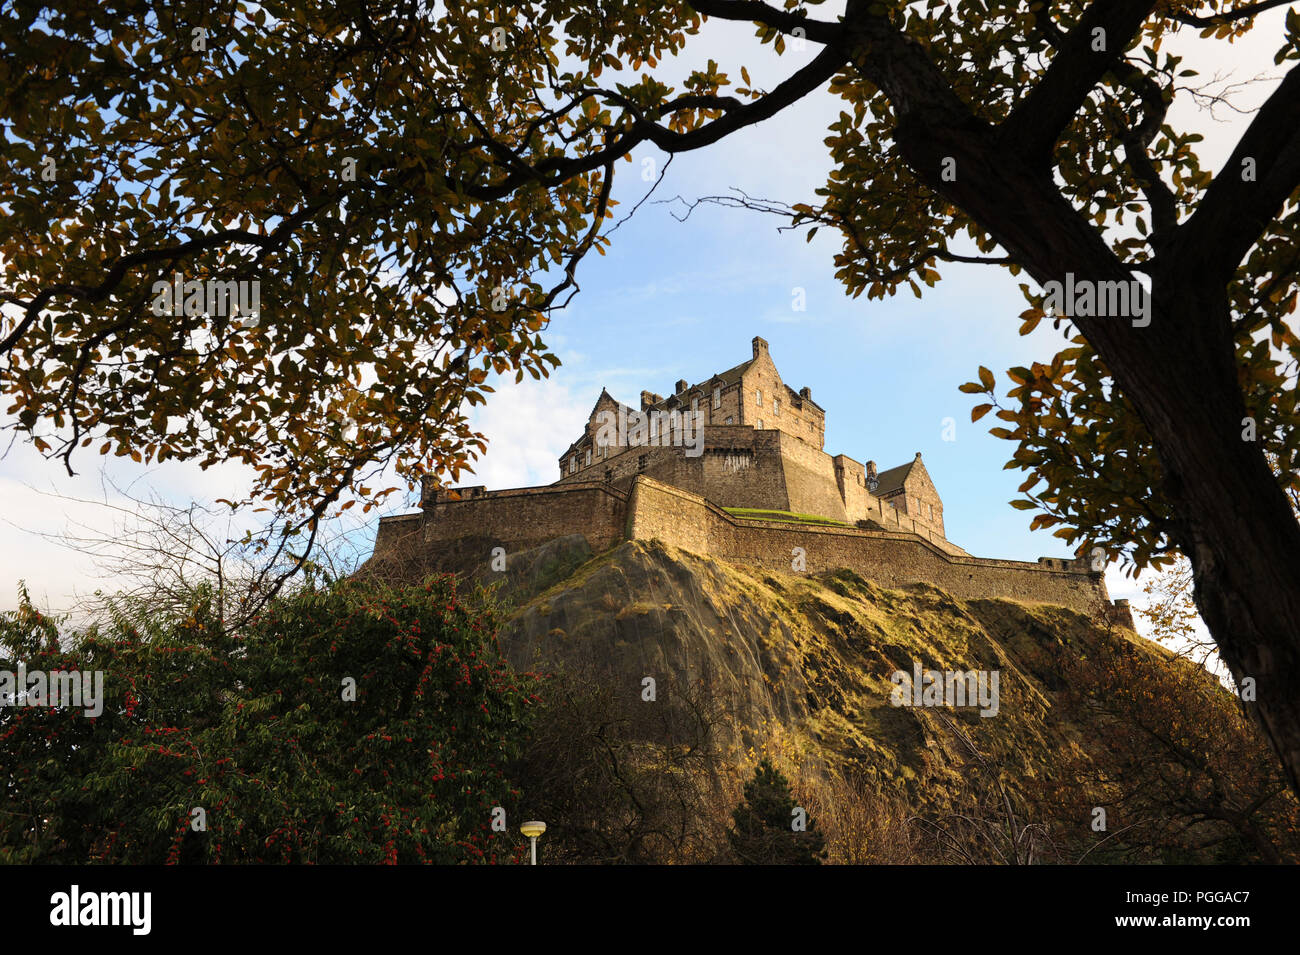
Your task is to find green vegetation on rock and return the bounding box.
[723,507,851,527]
[497,539,1300,863]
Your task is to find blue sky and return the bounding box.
[3,8,1291,622]
[510,158,1074,565]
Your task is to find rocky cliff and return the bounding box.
[490,537,1139,809]
[365,532,1294,861]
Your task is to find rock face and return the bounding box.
[491,538,1159,809]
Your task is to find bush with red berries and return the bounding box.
[1,575,538,864]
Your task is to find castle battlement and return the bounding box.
[372,337,1132,628]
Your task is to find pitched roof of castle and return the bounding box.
[561,347,824,459]
[874,456,919,496]
[705,358,754,388]
[597,357,756,418]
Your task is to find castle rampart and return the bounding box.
[624,477,1114,614]
[368,336,1133,629]
[371,475,1131,626]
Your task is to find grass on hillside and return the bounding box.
[723,507,851,527]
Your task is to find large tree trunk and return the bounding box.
[1122,282,1300,801]
[898,121,1300,797]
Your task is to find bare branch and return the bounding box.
[1177,60,1300,283]
[1171,0,1296,26]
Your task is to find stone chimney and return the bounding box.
[752,336,769,360]
[799,386,811,401]
[640,390,663,411]
[866,461,878,479]
[675,378,688,394]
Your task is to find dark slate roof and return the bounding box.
[783,383,825,414]
[707,359,754,388]
[874,459,915,496]
[607,358,755,414]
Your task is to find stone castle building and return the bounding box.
[553,336,947,541]
[369,336,1133,625]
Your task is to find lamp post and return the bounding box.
[520,820,546,865]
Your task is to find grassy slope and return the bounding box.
[722,507,851,526]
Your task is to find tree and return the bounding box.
[1047,636,1300,863]
[6,1,1300,796]
[0,0,614,560]
[729,758,825,864]
[13,476,373,629]
[517,668,734,864]
[0,574,539,863]
[1136,557,1222,671]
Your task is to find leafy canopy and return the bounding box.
[0,0,711,529]
[5,0,1298,579]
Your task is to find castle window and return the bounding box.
[712,386,721,409]
[569,457,577,474]
[638,454,647,471]
[692,396,699,416]
[725,416,733,425]
[585,449,591,467]
[757,419,765,430]
[755,389,762,406]
[774,398,780,416]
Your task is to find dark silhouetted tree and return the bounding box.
[729,758,825,865]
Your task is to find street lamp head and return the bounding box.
[520,820,547,839]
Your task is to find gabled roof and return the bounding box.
[706,358,754,389]
[784,382,825,413]
[874,458,916,496]
[598,358,755,419]
[587,387,632,418]
[562,350,760,460]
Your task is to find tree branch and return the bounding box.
[1171,0,1296,26]
[466,41,849,201]
[1005,0,1160,163]
[1177,60,1300,282]
[686,0,842,44]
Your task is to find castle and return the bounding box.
[369,336,1133,626]
[553,336,949,542]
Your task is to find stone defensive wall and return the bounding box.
[371,480,628,570]
[373,474,1130,625]
[625,476,1123,620]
